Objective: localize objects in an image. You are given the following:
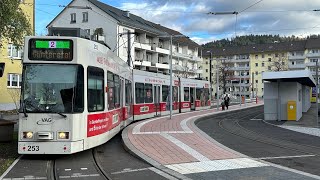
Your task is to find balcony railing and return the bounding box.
[134,42,151,51]
[156,47,170,54]
[173,51,192,59]
[288,55,305,60]
[229,66,250,71]
[288,64,306,69]
[306,53,320,58]
[156,63,169,70]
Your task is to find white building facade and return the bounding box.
[47,0,202,78]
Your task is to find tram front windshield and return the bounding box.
[21,64,84,113]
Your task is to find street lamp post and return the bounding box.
[159,34,187,119]
[207,51,219,111]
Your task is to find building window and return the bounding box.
[268,58,271,62]
[205,77,208,81]
[0,63,4,77]
[255,63,258,67]
[256,80,258,83]
[255,71,258,75]
[255,55,258,59]
[275,53,279,57]
[82,12,88,22]
[262,54,265,58]
[262,62,265,67]
[206,69,208,73]
[268,66,271,70]
[70,13,76,23]
[7,74,21,88]
[7,44,23,59]
[205,61,208,65]
[84,29,90,35]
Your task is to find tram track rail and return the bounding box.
[216,107,320,157]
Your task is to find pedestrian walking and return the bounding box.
[224,94,230,110]
[221,99,225,110]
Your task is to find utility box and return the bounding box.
[287,101,296,121]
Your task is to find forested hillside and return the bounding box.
[202,34,320,48]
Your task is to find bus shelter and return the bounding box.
[262,70,316,121]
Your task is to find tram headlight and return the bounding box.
[58,132,69,139]
[23,132,33,139]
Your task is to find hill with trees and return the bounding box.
[202,34,320,48]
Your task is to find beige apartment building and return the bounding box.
[202,38,320,98]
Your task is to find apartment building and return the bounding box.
[203,39,316,98]
[46,0,202,78]
[0,0,35,110]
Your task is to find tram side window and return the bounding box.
[135,83,144,104]
[196,88,202,100]
[125,80,132,105]
[145,83,153,103]
[204,88,209,106]
[114,75,120,108]
[184,87,189,101]
[162,85,169,102]
[173,86,178,102]
[107,72,115,110]
[87,67,104,112]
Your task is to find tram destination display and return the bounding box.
[28,39,73,61]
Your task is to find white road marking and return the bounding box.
[0,155,22,180]
[261,160,320,180]
[80,168,88,170]
[59,174,100,179]
[250,118,262,120]
[160,133,210,161]
[64,169,71,171]
[165,158,268,174]
[259,154,316,160]
[111,167,150,174]
[2,178,47,180]
[149,167,178,180]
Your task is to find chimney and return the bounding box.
[124,11,130,18]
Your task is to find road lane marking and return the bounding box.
[165,158,268,174]
[259,154,316,160]
[111,167,150,174]
[0,155,22,180]
[80,168,88,170]
[64,169,71,171]
[160,133,210,161]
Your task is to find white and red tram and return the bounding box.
[18,36,211,154]
[133,69,211,120]
[19,36,133,154]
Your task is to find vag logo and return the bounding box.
[37,118,53,125]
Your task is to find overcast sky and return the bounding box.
[36,0,320,45]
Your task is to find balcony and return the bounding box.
[306,62,316,67]
[288,64,306,69]
[191,56,202,62]
[133,61,142,66]
[156,63,169,70]
[229,58,250,63]
[229,66,250,71]
[173,51,192,59]
[233,75,250,79]
[141,61,151,67]
[134,42,151,51]
[306,53,320,58]
[156,47,169,54]
[196,69,203,74]
[288,55,305,60]
[173,64,185,71]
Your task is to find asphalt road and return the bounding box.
[196,106,320,177]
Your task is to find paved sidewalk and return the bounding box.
[122,102,264,179]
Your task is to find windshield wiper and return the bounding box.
[22,100,28,117]
[51,111,67,118]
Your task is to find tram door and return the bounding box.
[154,85,161,116]
[190,87,196,110]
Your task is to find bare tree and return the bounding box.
[269,53,288,71]
[7,88,21,113]
[213,58,234,94]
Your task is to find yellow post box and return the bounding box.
[287,101,296,121]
